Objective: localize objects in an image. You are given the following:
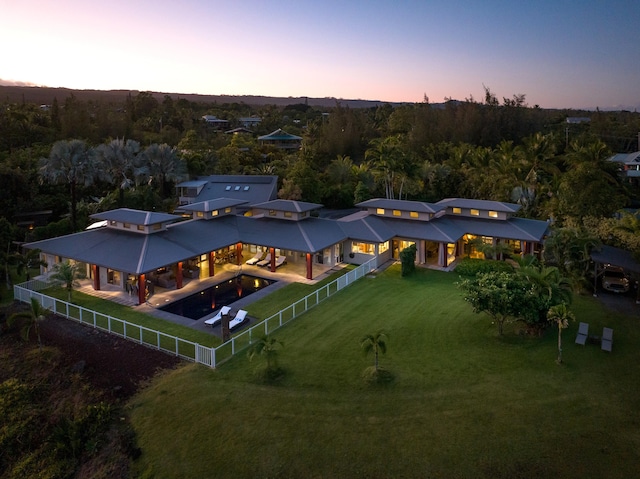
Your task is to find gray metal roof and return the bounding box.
[436,198,521,213]
[590,245,640,274]
[180,198,248,212]
[447,216,549,242]
[176,180,209,188]
[608,152,640,165]
[189,175,278,205]
[252,199,323,213]
[356,198,439,214]
[379,216,466,243]
[90,208,182,225]
[235,216,346,253]
[258,129,302,141]
[337,213,397,242]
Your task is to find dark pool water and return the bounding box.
[159,274,275,320]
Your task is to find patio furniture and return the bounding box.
[575,322,589,345]
[274,255,287,268]
[229,309,248,331]
[601,327,613,352]
[204,306,231,326]
[246,251,266,265]
[256,253,272,267]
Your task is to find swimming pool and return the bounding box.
[159,274,276,320]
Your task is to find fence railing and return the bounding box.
[14,257,379,368]
[13,285,199,361]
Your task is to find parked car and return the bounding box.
[602,266,630,293]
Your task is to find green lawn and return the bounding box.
[129,264,640,478]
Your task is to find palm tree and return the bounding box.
[248,335,283,376]
[142,143,187,198]
[366,136,407,199]
[9,247,47,282]
[361,330,388,371]
[8,297,49,350]
[50,261,83,302]
[39,139,97,231]
[547,302,576,364]
[95,138,146,206]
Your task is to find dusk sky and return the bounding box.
[2,0,639,110]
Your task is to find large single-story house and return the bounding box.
[25,178,550,306]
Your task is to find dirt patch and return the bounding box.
[36,313,184,399]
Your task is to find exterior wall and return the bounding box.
[366,207,432,221]
[446,207,509,220]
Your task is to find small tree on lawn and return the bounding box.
[8,297,49,351]
[361,330,393,384]
[51,261,83,302]
[458,270,532,335]
[248,335,284,382]
[547,302,575,364]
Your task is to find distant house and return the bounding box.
[201,115,230,130]
[258,128,302,150]
[566,117,591,124]
[238,117,261,129]
[225,127,253,135]
[608,151,640,180]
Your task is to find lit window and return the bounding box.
[137,225,144,231]
[269,210,277,216]
[284,211,292,218]
[470,209,480,216]
[224,207,231,213]
[152,224,161,231]
[489,210,498,218]
[393,210,401,216]
[109,220,116,226]
[196,211,204,218]
[211,210,219,217]
[352,242,374,255]
[379,241,390,253]
[123,222,130,228]
[376,208,385,215]
[452,207,461,214]
[410,211,419,218]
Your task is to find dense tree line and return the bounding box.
[1,89,639,284]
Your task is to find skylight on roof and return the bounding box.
[225,185,231,191]
[243,186,250,191]
[234,186,240,191]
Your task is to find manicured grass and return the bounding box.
[131,264,640,478]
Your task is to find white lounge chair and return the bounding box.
[601,327,613,352]
[575,322,588,346]
[256,253,272,267]
[204,305,231,326]
[229,309,248,331]
[246,251,266,265]
[274,255,287,268]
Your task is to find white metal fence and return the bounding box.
[14,257,378,368]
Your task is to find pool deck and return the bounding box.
[76,260,359,337]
